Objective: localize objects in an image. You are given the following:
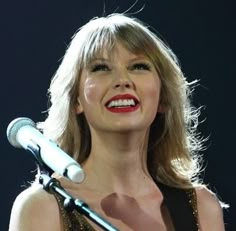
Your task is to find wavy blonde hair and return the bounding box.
[38,14,204,189]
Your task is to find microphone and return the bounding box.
[6,117,85,183]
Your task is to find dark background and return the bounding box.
[1,0,234,230]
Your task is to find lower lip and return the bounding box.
[106,105,140,113]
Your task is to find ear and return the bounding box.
[75,97,84,114]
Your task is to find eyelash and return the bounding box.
[91,64,110,72]
[131,63,151,71]
[90,62,152,72]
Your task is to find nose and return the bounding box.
[112,72,135,90]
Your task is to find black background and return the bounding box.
[1,0,234,230]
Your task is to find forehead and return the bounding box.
[86,42,150,64]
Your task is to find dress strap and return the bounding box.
[52,191,95,231]
[157,182,200,231]
[186,187,200,230]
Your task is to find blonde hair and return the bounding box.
[38,13,204,189]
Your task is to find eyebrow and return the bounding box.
[89,56,151,63]
[90,58,109,62]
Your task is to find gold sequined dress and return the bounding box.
[51,182,200,231]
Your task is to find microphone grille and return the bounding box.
[7,117,36,148]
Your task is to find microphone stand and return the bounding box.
[26,143,120,231]
[38,173,119,231]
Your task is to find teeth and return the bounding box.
[107,99,136,108]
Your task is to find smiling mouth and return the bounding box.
[105,96,140,113]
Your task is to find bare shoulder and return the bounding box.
[195,185,225,231]
[8,183,62,231]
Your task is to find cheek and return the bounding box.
[140,76,162,122]
[145,78,162,123]
[145,77,161,103]
[80,78,99,106]
[149,83,160,99]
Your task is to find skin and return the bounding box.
[8,43,225,231]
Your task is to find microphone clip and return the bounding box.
[26,142,53,176]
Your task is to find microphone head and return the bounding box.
[7,117,36,148]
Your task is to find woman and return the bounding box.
[8,13,225,230]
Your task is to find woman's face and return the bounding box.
[76,42,162,134]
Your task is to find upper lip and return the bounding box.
[105,94,139,106]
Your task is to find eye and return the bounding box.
[91,64,110,72]
[131,63,151,71]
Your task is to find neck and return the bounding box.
[81,129,153,195]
